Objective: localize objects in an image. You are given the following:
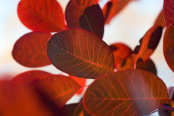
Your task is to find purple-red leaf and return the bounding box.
[133,26,162,64]
[84,69,169,115]
[12,32,51,67]
[110,43,132,69]
[154,10,165,27]
[163,0,174,27]
[47,29,114,79]
[65,0,104,39]
[32,74,81,108]
[163,25,174,72]
[17,0,65,32]
[12,70,50,84]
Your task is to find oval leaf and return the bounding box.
[12,70,50,84]
[12,32,51,67]
[163,0,174,27]
[32,74,81,108]
[17,0,65,32]
[163,25,174,72]
[65,0,104,39]
[47,29,114,79]
[133,26,162,64]
[110,43,132,68]
[84,69,169,115]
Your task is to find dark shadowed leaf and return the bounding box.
[103,0,134,24]
[133,26,162,64]
[110,43,132,69]
[65,0,104,39]
[47,29,114,79]
[12,70,50,84]
[57,99,92,116]
[84,69,170,115]
[70,75,86,95]
[163,0,174,27]
[117,55,157,74]
[32,74,81,108]
[0,80,53,116]
[154,10,165,27]
[17,0,65,32]
[12,32,51,67]
[163,25,174,72]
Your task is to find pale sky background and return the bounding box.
[0,0,173,115]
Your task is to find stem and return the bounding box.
[160,104,174,112]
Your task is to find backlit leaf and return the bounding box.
[12,70,50,84]
[47,29,114,79]
[17,0,65,32]
[32,74,81,108]
[154,10,165,27]
[163,0,174,27]
[84,69,169,115]
[65,0,104,39]
[163,25,174,72]
[110,43,132,68]
[70,75,86,95]
[103,0,134,24]
[12,32,51,67]
[133,26,162,64]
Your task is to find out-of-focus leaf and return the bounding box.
[32,74,81,108]
[70,75,86,95]
[57,99,92,116]
[12,70,50,84]
[163,0,174,27]
[110,43,132,69]
[103,0,134,24]
[163,25,174,72]
[133,26,162,64]
[17,0,65,32]
[47,29,114,79]
[117,55,157,74]
[0,80,52,116]
[154,10,165,27]
[12,32,51,67]
[84,69,170,115]
[65,0,104,39]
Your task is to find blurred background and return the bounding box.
[0,0,173,115]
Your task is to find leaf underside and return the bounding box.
[84,69,169,115]
[47,29,114,79]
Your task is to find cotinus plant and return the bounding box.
[0,0,174,115]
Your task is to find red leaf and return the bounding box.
[47,29,114,79]
[163,25,174,72]
[103,0,134,24]
[163,0,174,27]
[17,0,65,32]
[154,10,165,27]
[32,74,81,108]
[0,80,53,116]
[65,0,104,39]
[133,26,162,64]
[70,76,86,95]
[84,69,170,115]
[12,32,51,67]
[110,43,132,68]
[12,70,50,84]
